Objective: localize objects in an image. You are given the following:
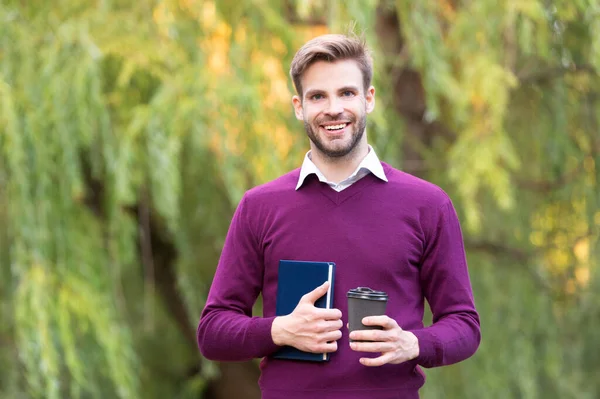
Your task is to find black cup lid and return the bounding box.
[347,287,388,301]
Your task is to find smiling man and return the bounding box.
[197,34,481,399]
[292,58,372,186]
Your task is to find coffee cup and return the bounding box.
[347,287,388,341]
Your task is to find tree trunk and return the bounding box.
[204,362,262,399]
[138,197,261,399]
[82,157,261,399]
[375,4,452,178]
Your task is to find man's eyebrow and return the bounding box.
[338,85,360,92]
[304,86,361,98]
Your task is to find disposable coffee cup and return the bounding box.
[347,287,388,341]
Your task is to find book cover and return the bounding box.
[272,260,336,362]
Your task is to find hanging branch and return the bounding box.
[515,165,584,192]
[138,184,155,333]
[518,63,597,84]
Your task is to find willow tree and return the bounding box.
[0,1,315,398]
[338,1,600,398]
[1,1,600,399]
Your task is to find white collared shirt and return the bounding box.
[295,145,388,192]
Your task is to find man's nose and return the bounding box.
[324,98,344,116]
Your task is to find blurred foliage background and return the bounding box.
[1,0,599,398]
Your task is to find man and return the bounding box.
[197,34,480,399]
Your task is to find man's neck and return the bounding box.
[309,143,369,184]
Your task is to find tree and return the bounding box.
[0,1,304,397]
[360,1,600,397]
[1,0,599,398]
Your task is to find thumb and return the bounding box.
[299,281,330,305]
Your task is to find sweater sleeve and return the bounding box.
[409,200,481,368]
[197,194,280,361]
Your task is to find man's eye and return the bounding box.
[311,94,324,100]
[342,91,355,97]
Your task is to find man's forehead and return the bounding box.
[302,59,363,80]
[301,60,364,94]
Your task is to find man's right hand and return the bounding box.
[271,281,343,353]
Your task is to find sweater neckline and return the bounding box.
[310,170,381,205]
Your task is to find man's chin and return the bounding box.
[315,144,354,158]
[308,129,361,158]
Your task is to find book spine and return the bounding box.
[323,263,335,361]
[326,264,333,309]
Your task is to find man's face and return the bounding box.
[292,59,375,159]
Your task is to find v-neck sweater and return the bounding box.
[197,163,480,399]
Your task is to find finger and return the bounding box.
[360,352,395,367]
[315,307,342,320]
[321,319,344,332]
[320,329,343,343]
[362,315,398,330]
[350,340,395,353]
[315,341,338,353]
[349,329,388,342]
[314,319,343,333]
[299,281,330,305]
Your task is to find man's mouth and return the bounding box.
[321,122,350,132]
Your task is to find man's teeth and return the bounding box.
[324,124,347,130]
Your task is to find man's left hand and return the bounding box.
[348,316,419,367]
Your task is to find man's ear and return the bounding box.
[365,86,375,114]
[292,95,303,120]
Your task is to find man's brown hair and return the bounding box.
[289,34,373,98]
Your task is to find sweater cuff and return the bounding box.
[409,328,442,368]
[250,316,281,356]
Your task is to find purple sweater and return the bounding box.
[197,164,480,399]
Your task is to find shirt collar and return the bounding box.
[295,145,388,190]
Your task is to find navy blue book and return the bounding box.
[272,260,336,362]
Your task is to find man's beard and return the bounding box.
[304,113,367,159]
